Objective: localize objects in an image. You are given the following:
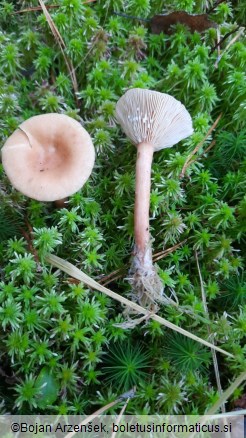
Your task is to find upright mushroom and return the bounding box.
[115,88,193,308]
[1,113,95,202]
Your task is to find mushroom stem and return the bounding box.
[134,142,154,265]
[54,198,68,209]
[115,88,193,308]
[130,142,164,309]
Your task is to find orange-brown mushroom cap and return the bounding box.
[1,113,95,201]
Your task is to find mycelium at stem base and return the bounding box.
[129,141,163,308]
[129,245,164,309]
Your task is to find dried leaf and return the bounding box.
[150,11,217,34]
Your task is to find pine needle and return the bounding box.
[14,1,96,14]
[111,398,130,438]
[14,5,59,14]
[38,0,78,104]
[46,253,234,357]
[195,250,225,413]
[185,139,217,170]
[215,27,245,68]
[180,113,222,179]
[64,388,135,438]
[99,240,187,286]
[64,400,118,438]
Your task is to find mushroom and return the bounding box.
[115,88,193,308]
[1,113,95,202]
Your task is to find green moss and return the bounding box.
[0,0,245,415]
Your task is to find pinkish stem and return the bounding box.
[134,142,154,266]
[130,142,164,307]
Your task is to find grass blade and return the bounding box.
[46,254,233,358]
[207,371,246,415]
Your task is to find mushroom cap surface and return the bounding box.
[1,113,95,201]
[115,88,193,151]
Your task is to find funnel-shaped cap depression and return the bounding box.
[1,113,95,201]
[115,88,193,151]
